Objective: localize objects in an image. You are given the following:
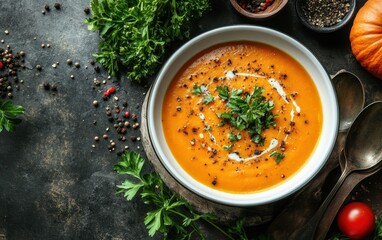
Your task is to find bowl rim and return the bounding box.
[147,25,339,207]
[230,0,289,19]
[295,0,356,33]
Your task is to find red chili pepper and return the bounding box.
[0,62,3,70]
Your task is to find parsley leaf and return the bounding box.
[204,126,213,131]
[216,85,229,100]
[85,0,210,82]
[192,85,214,104]
[224,145,233,151]
[218,85,277,137]
[228,132,242,142]
[115,151,248,240]
[0,100,25,133]
[202,93,214,104]
[270,151,285,164]
[192,84,204,96]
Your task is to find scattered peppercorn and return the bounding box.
[211,177,217,186]
[93,100,99,107]
[84,7,91,14]
[0,46,27,98]
[36,65,42,71]
[54,3,61,10]
[66,59,72,65]
[43,82,50,90]
[94,65,100,73]
[74,62,80,68]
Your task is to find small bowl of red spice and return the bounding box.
[296,0,356,33]
[230,0,288,20]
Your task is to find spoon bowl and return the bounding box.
[345,101,382,170]
[332,70,365,132]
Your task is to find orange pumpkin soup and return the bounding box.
[162,41,322,194]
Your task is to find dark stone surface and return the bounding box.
[0,0,381,239]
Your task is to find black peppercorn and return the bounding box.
[43,82,50,90]
[84,7,91,14]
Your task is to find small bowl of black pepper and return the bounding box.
[296,0,356,33]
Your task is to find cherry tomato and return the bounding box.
[337,202,375,239]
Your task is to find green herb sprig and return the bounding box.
[115,151,249,239]
[85,0,210,82]
[270,151,285,164]
[217,85,277,143]
[0,100,25,133]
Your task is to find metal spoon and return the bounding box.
[316,153,382,239]
[269,70,365,240]
[332,70,365,132]
[290,101,382,240]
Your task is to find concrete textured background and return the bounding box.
[0,0,381,239]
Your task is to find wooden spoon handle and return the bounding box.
[316,169,380,239]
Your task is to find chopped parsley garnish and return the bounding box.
[224,145,233,151]
[217,85,277,142]
[192,84,204,96]
[251,135,266,146]
[202,93,214,104]
[270,151,285,164]
[216,85,229,100]
[228,132,242,142]
[204,126,213,131]
[192,85,214,105]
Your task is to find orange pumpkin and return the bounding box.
[349,0,382,80]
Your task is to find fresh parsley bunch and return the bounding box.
[0,100,25,132]
[85,0,210,82]
[114,151,249,239]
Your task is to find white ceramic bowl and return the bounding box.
[147,25,338,207]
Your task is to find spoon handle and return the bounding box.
[289,167,351,240]
[316,171,372,239]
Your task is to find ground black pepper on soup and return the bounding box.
[162,41,323,193]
